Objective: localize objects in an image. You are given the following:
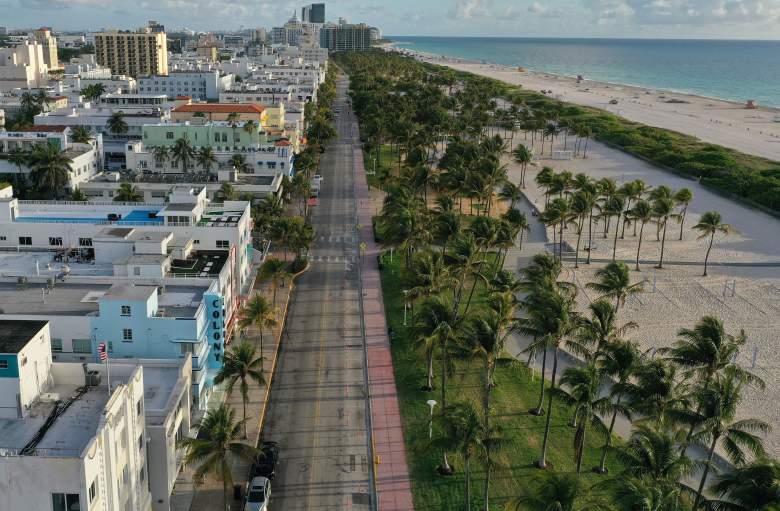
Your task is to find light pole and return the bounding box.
[402,289,409,326]
[427,399,437,439]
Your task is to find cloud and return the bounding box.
[527,1,565,17]
[583,0,780,24]
[448,0,491,19]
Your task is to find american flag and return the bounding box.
[98,342,108,362]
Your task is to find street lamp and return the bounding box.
[426,399,437,439]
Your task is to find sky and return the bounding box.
[1,0,779,39]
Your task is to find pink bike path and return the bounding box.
[354,147,415,511]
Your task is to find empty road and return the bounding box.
[261,74,374,510]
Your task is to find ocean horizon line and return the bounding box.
[388,35,780,43]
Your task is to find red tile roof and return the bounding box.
[175,95,192,100]
[15,126,69,133]
[172,103,265,114]
[274,140,291,147]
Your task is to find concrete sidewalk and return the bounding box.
[354,143,415,510]
[170,256,297,511]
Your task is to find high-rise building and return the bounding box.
[302,3,326,23]
[321,23,372,52]
[93,26,168,78]
[0,40,49,91]
[33,27,58,69]
[147,20,165,33]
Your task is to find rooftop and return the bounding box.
[13,125,69,133]
[102,283,156,301]
[0,320,47,353]
[172,103,266,114]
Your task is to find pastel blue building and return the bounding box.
[91,283,224,408]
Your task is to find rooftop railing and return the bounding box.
[19,199,158,207]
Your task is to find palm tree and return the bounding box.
[586,261,644,315]
[553,364,611,474]
[152,146,169,170]
[498,181,522,209]
[179,404,256,511]
[507,471,606,511]
[238,293,277,360]
[213,342,266,438]
[106,111,128,137]
[170,136,195,173]
[570,191,591,268]
[708,459,780,511]
[512,144,533,188]
[114,183,143,202]
[416,296,460,430]
[217,182,237,201]
[616,425,695,483]
[673,188,694,240]
[7,146,29,185]
[28,143,72,199]
[653,197,676,269]
[229,153,251,172]
[692,211,731,277]
[596,339,640,474]
[258,258,290,304]
[433,403,484,511]
[196,147,218,174]
[71,126,92,144]
[479,422,508,511]
[691,367,770,511]
[243,119,258,137]
[610,477,683,511]
[629,199,653,271]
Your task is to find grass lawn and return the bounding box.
[378,254,626,511]
[362,144,397,190]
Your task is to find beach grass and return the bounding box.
[378,253,625,510]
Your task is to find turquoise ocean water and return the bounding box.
[390,36,780,108]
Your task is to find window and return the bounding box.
[19,236,32,246]
[72,339,92,353]
[133,267,141,276]
[89,480,97,502]
[193,239,200,245]
[121,305,131,316]
[79,237,92,247]
[139,466,146,482]
[51,237,64,248]
[0,361,7,369]
[180,342,194,354]
[216,240,229,249]
[51,338,63,352]
[136,399,143,417]
[107,341,113,353]
[122,328,133,341]
[0,236,6,241]
[138,433,144,451]
[166,131,174,139]
[52,494,80,511]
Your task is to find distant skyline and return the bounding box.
[1,0,779,40]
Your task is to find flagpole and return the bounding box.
[105,355,111,393]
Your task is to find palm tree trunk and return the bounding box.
[636,222,645,271]
[658,221,668,268]
[598,396,621,473]
[426,350,434,390]
[223,476,229,511]
[574,217,584,268]
[612,212,621,261]
[259,329,264,360]
[462,277,480,317]
[576,421,587,474]
[465,454,471,511]
[538,347,559,468]
[587,211,594,264]
[483,460,491,511]
[243,394,248,438]
[679,207,688,241]
[703,233,714,277]
[552,223,557,260]
[484,357,491,430]
[441,339,448,410]
[559,222,565,260]
[693,436,718,511]
[533,346,548,414]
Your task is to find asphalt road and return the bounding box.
[261,76,373,510]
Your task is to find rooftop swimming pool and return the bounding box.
[15,209,163,225]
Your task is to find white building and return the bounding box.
[0,40,49,91]
[34,101,168,170]
[0,319,152,511]
[138,70,234,101]
[0,126,103,190]
[0,319,193,511]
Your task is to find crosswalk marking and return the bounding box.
[309,255,357,264]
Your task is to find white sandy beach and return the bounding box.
[390,45,780,162]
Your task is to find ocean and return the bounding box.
[390,36,780,108]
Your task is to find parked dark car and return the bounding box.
[249,442,279,480]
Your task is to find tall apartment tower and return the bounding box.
[302,3,325,23]
[94,26,168,78]
[33,27,58,69]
